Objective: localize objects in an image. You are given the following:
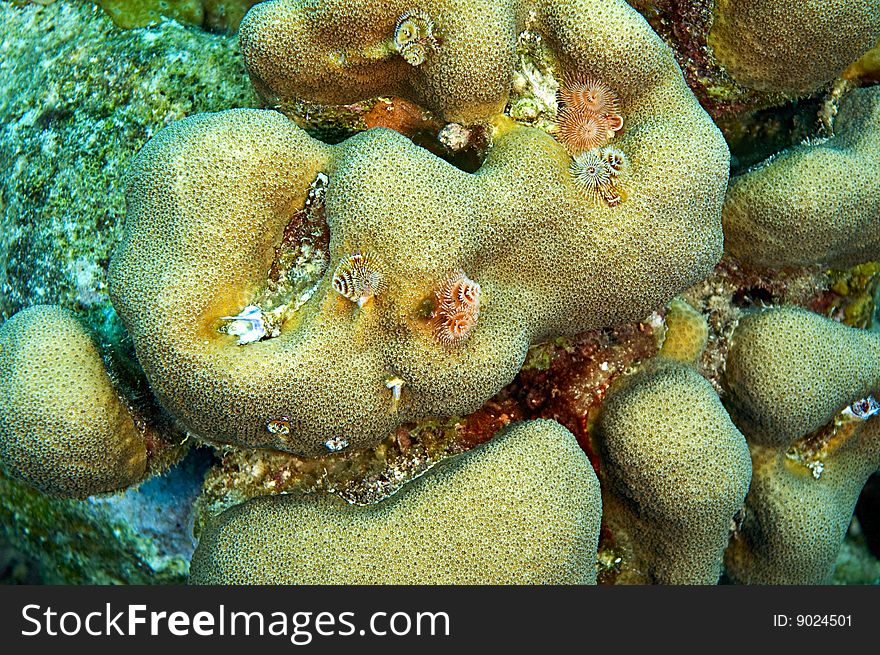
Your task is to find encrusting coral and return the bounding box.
[594,301,751,583]
[239,0,514,124]
[625,0,880,119]
[554,76,624,154]
[0,305,148,498]
[722,306,880,583]
[109,0,728,457]
[708,0,880,96]
[722,86,880,270]
[569,146,628,207]
[189,420,602,584]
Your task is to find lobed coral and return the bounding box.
[108,0,729,458]
[658,298,709,364]
[190,420,602,584]
[239,0,514,124]
[627,0,880,119]
[3,0,880,585]
[595,306,751,584]
[708,0,880,96]
[726,418,880,584]
[723,86,880,270]
[0,306,148,498]
[722,307,880,583]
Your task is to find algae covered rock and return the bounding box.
[97,0,204,29]
[0,1,251,581]
[97,0,261,32]
[722,86,880,270]
[190,420,602,584]
[111,0,728,457]
[0,305,147,498]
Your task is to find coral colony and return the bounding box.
[1,0,880,584]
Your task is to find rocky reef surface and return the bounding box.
[1,0,879,584]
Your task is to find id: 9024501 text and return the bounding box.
[773,614,852,627]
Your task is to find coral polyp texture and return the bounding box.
[708,0,880,96]
[110,22,727,456]
[722,307,880,584]
[0,305,148,498]
[239,0,730,127]
[723,86,880,270]
[595,306,751,584]
[189,420,602,584]
[723,306,880,447]
[432,271,482,346]
[558,76,621,116]
[726,418,880,585]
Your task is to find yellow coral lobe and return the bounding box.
[364,97,429,136]
[331,252,385,307]
[660,298,709,365]
[439,270,481,308]
[114,0,732,457]
[189,421,602,584]
[570,150,610,202]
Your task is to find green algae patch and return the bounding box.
[0,473,188,584]
[97,0,203,29]
[0,0,259,321]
